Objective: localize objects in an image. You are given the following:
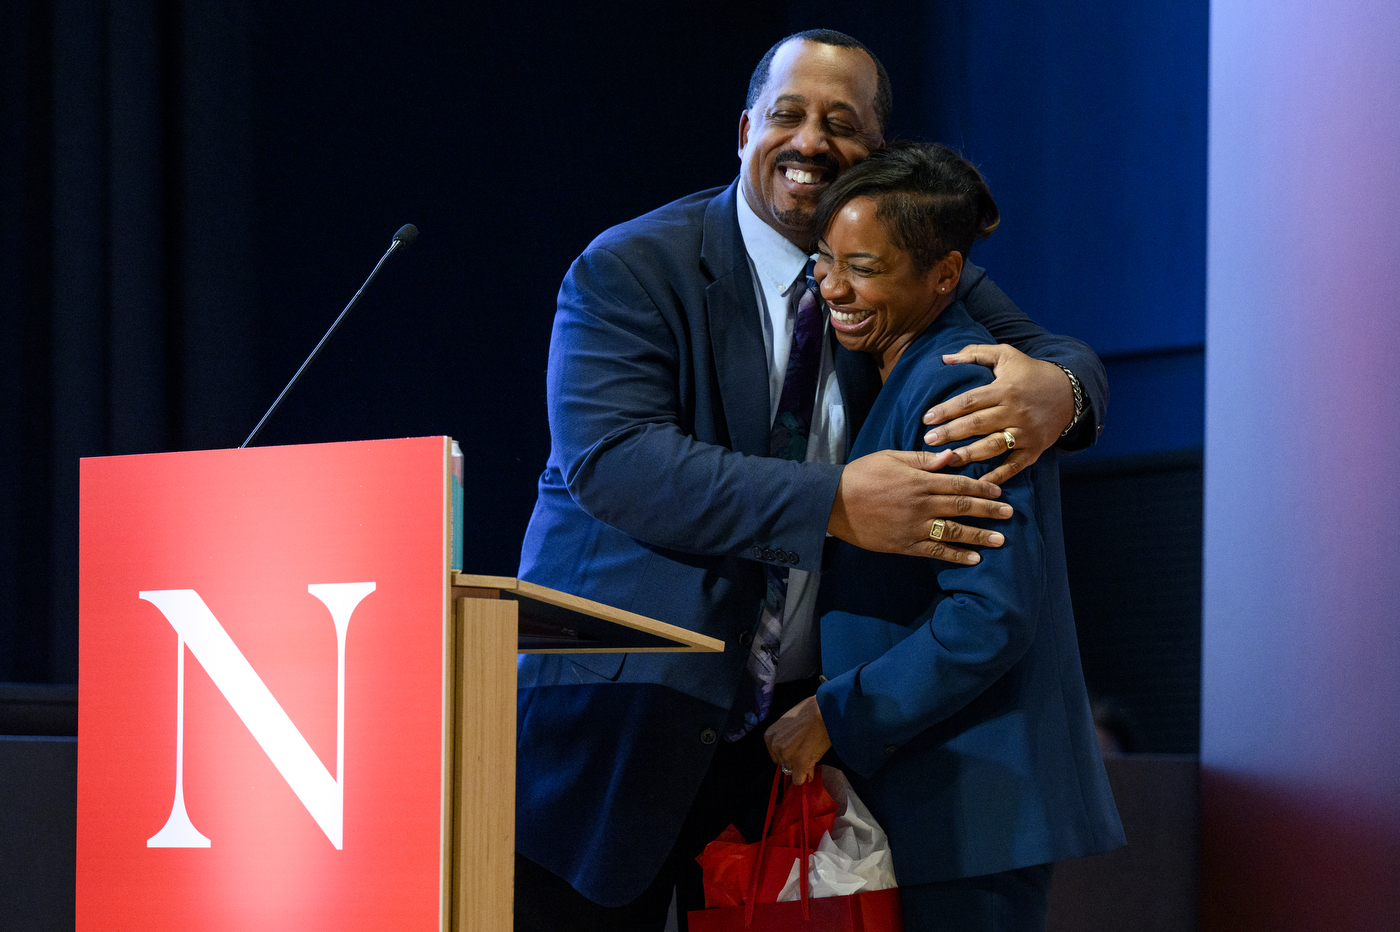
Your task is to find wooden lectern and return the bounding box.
[76,437,721,932]
[449,573,721,932]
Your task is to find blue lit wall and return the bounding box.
[918,1,1208,461]
[788,1,1208,461]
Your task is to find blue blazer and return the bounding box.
[516,181,1110,906]
[816,304,1125,885]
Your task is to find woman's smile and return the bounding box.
[814,196,959,380]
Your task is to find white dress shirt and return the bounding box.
[735,194,847,682]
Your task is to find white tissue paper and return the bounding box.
[775,765,899,901]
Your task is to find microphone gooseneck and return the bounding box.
[240,224,419,449]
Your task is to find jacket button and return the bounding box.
[788,551,800,566]
[818,675,828,684]
[763,548,775,560]
[700,727,718,745]
[884,744,898,755]
[739,631,753,647]
[753,546,764,559]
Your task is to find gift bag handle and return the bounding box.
[743,769,813,929]
[799,776,811,917]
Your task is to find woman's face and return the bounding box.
[815,196,955,376]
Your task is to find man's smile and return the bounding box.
[783,166,823,185]
[774,150,839,192]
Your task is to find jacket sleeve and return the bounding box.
[958,264,1108,451]
[815,366,1046,777]
[543,243,841,564]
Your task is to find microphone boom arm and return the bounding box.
[241,225,417,449]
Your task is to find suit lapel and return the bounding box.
[702,182,771,457]
[835,343,881,454]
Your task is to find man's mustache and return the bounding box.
[773,150,840,174]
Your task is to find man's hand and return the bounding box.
[921,344,1076,486]
[828,449,1011,564]
[764,696,831,786]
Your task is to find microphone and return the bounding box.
[240,224,419,449]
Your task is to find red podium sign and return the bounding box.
[77,438,455,931]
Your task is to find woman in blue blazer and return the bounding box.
[765,142,1125,931]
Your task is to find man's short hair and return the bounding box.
[746,29,893,134]
[812,141,1000,273]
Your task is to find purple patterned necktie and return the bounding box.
[726,259,823,741]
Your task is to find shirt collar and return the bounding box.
[736,190,813,297]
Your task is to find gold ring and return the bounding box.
[929,519,947,541]
[1002,429,1016,450]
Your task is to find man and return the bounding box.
[514,30,1106,931]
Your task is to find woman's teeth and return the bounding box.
[830,308,871,325]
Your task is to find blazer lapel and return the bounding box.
[702,182,771,457]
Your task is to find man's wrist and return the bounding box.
[1056,364,1085,438]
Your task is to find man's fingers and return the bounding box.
[881,451,1003,497]
[829,450,1011,557]
[921,518,1006,565]
[924,405,1008,446]
[914,447,958,471]
[939,343,1006,369]
[919,541,983,564]
[892,446,964,473]
[939,429,1018,468]
[925,490,1014,522]
[923,385,996,429]
[920,465,1011,515]
[926,518,1005,549]
[981,453,1032,487]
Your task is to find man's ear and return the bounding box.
[738,111,751,158]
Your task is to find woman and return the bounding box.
[764,142,1124,931]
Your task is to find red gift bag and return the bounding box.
[696,771,838,908]
[688,887,903,932]
[690,770,904,931]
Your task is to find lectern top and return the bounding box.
[451,573,725,655]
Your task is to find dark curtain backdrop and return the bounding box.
[3,1,1206,753]
[1,0,798,681]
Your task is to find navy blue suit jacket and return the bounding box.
[516,181,1109,905]
[816,303,1125,884]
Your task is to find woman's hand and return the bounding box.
[764,696,831,785]
[921,344,1077,486]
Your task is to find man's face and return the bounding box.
[738,40,883,248]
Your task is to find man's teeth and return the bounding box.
[830,308,871,325]
[785,168,816,184]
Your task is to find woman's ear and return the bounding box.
[933,251,964,296]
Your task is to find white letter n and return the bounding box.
[141,583,375,850]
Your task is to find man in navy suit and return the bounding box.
[514,30,1107,931]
